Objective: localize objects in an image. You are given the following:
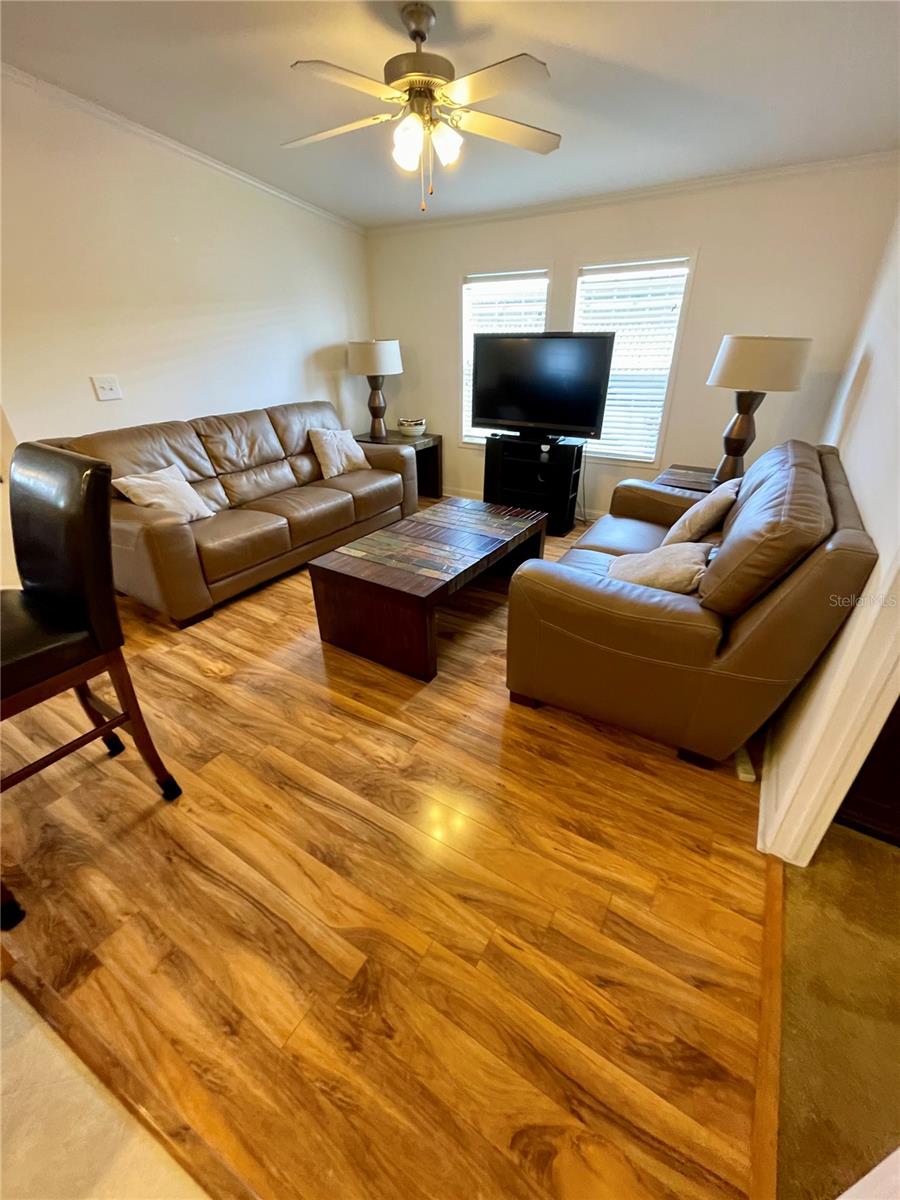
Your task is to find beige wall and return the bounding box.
[367,156,898,514]
[1,70,371,482]
[760,219,899,865]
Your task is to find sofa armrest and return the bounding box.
[609,479,708,525]
[509,559,723,667]
[361,443,418,515]
[110,499,213,622]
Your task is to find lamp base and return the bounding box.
[366,374,386,440]
[712,390,766,485]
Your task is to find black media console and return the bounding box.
[483,434,584,537]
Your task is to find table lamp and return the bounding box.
[707,335,812,484]
[347,340,404,440]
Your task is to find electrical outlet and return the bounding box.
[91,375,123,401]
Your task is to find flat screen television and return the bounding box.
[472,332,614,439]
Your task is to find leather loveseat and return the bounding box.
[507,441,877,761]
[53,401,417,625]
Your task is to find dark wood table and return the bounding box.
[356,430,443,499]
[308,497,547,680]
[654,464,717,493]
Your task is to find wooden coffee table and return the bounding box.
[308,497,547,680]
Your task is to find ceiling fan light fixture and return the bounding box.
[431,120,463,166]
[392,111,425,171]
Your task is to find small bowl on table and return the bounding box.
[397,418,427,438]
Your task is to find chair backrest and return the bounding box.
[10,442,123,652]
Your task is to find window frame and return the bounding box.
[572,254,695,469]
[458,265,553,449]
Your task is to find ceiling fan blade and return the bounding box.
[281,112,398,149]
[290,59,407,104]
[450,109,561,155]
[437,54,549,108]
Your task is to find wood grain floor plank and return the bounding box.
[478,926,754,1144]
[651,885,764,968]
[298,959,686,1200]
[413,942,750,1199]
[604,896,761,1020]
[247,745,556,948]
[173,758,431,979]
[543,910,758,1080]
[197,751,495,964]
[49,774,364,1046]
[85,915,377,1200]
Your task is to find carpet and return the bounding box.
[778,824,900,1199]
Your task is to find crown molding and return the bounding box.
[1,62,364,235]
[4,62,896,238]
[367,149,900,236]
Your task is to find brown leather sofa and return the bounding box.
[53,401,417,625]
[507,441,877,761]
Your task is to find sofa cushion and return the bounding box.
[661,479,740,545]
[191,409,293,506]
[267,400,339,486]
[243,486,354,547]
[309,470,403,522]
[69,420,228,512]
[309,429,371,480]
[608,542,712,594]
[112,465,215,522]
[191,509,290,583]
[574,515,669,556]
[724,440,822,534]
[699,449,833,616]
[558,548,616,576]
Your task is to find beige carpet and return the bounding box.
[778,824,900,1200]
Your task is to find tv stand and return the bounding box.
[483,434,584,536]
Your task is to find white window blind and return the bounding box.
[574,259,689,462]
[461,271,549,440]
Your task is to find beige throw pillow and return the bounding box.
[661,479,740,546]
[608,542,712,594]
[309,428,371,480]
[113,465,214,522]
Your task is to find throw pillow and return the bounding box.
[661,479,740,546]
[608,542,712,594]
[113,465,214,522]
[308,428,371,480]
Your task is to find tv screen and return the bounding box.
[472,332,614,438]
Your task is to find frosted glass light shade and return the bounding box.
[347,340,403,377]
[431,122,463,166]
[707,335,812,392]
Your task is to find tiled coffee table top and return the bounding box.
[334,496,545,580]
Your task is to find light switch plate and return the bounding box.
[91,374,123,401]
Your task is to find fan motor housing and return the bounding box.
[384,51,454,92]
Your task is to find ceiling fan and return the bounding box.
[284,2,561,210]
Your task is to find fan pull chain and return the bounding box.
[428,134,434,196]
[419,146,426,211]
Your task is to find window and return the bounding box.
[574,258,689,462]
[461,270,549,440]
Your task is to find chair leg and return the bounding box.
[105,651,181,801]
[74,683,125,757]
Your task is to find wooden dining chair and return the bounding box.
[1,443,181,925]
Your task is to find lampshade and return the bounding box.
[707,335,812,392]
[347,340,403,377]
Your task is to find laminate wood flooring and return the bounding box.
[2,516,767,1200]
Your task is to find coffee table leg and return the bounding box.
[310,568,438,681]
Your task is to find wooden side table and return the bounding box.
[356,430,443,499]
[654,464,717,494]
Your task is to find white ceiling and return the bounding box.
[3,1,898,227]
